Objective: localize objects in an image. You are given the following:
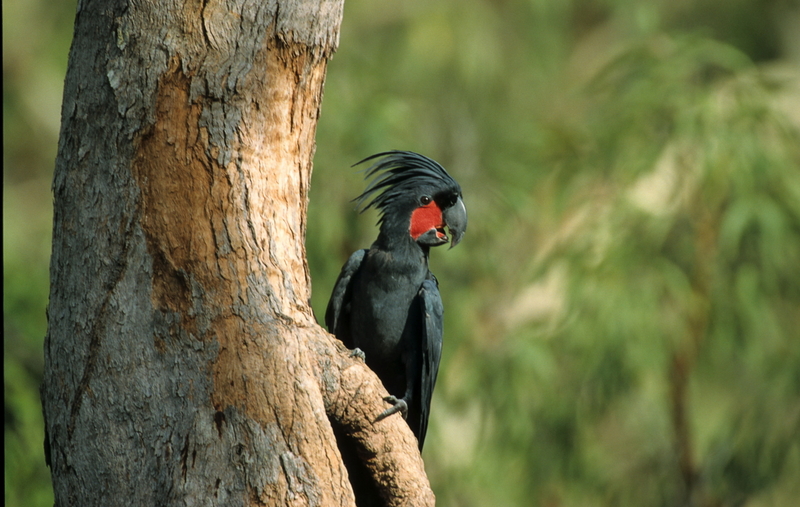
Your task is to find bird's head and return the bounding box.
[354,151,467,249]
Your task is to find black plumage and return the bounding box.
[326,150,467,450]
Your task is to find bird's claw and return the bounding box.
[375,396,408,421]
[349,347,366,361]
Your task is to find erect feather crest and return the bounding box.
[352,151,459,218]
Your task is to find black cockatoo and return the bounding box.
[326,150,467,450]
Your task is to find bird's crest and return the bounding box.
[353,151,459,218]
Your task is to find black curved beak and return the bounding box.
[443,196,467,249]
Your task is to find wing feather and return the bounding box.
[325,249,367,348]
[415,275,443,450]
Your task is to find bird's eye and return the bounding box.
[420,195,432,205]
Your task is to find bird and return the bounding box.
[325,150,467,451]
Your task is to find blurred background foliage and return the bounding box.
[5,0,800,506]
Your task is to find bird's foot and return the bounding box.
[349,347,366,361]
[376,396,408,421]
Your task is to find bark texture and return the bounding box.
[42,1,434,505]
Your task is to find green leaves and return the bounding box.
[310,6,800,505]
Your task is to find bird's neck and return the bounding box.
[373,228,430,265]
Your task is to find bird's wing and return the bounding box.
[325,249,367,348]
[415,274,444,450]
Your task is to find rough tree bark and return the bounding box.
[41,1,435,506]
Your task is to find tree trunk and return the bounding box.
[41,1,434,506]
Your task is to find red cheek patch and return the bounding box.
[410,203,444,239]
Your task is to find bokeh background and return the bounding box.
[5,0,800,506]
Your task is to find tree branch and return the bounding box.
[311,328,436,507]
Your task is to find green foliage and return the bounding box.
[494,37,800,506]
[310,2,800,506]
[4,0,75,504]
[6,0,800,505]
